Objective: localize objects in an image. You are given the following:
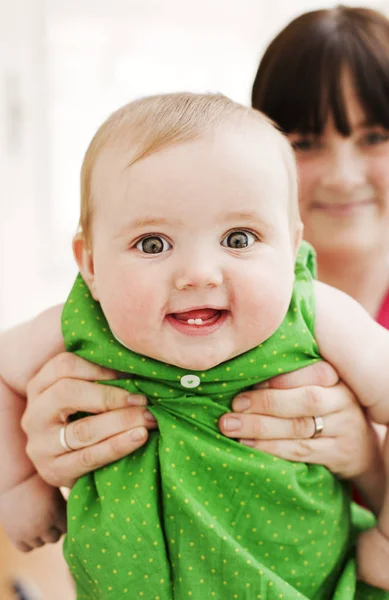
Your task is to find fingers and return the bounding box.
[220,413,316,440]
[220,404,362,441]
[255,361,339,390]
[58,406,157,452]
[16,528,64,552]
[55,427,150,488]
[230,381,354,419]
[221,408,376,480]
[238,437,340,468]
[26,404,154,486]
[40,526,63,544]
[15,541,34,553]
[220,379,374,481]
[27,352,118,400]
[23,354,151,488]
[23,376,147,434]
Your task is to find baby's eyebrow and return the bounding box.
[221,211,262,222]
[219,211,271,227]
[114,216,181,238]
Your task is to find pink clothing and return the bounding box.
[377,287,389,329]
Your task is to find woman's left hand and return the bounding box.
[219,362,381,481]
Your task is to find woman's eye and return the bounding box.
[221,230,257,249]
[360,130,389,147]
[290,137,321,152]
[135,236,171,254]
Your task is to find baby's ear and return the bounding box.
[72,233,99,301]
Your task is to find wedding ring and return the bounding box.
[59,424,73,452]
[311,415,324,438]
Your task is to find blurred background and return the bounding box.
[1,0,389,333]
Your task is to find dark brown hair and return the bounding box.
[251,5,389,135]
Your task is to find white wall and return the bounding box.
[1,0,388,330]
[0,0,53,330]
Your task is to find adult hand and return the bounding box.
[219,362,380,481]
[22,353,157,489]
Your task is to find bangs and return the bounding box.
[252,7,389,136]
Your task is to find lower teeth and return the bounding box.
[187,318,203,325]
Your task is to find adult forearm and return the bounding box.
[377,486,389,541]
[377,425,389,538]
[350,423,387,514]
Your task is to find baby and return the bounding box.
[1,93,389,599]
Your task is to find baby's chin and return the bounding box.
[169,356,223,372]
[111,332,224,370]
[112,329,260,372]
[157,346,254,372]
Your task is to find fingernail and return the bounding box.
[222,416,241,432]
[232,396,251,412]
[129,427,147,441]
[144,410,158,424]
[127,395,147,406]
[240,439,255,447]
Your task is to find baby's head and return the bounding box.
[79,93,300,247]
[74,93,303,370]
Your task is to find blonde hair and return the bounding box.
[80,92,299,244]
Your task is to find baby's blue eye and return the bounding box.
[136,236,171,254]
[221,230,256,249]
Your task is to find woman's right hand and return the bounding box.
[219,362,386,514]
[22,353,158,489]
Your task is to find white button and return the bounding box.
[180,374,201,389]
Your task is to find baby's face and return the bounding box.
[84,124,298,370]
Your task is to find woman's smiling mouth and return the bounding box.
[312,199,376,217]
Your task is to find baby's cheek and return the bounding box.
[109,292,153,342]
[96,277,146,341]
[242,270,293,342]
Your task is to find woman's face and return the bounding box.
[288,74,389,260]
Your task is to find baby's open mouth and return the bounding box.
[172,308,224,325]
[166,308,228,334]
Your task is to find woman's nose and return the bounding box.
[321,143,366,192]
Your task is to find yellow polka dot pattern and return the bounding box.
[62,242,386,599]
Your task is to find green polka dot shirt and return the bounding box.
[62,242,387,599]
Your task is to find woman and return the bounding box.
[15,3,389,593]
[251,5,389,323]
[251,6,389,590]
